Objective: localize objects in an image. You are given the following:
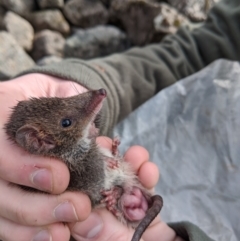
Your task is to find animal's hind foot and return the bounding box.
[101,186,123,214]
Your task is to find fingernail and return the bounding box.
[54,201,78,222]
[31,169,52,192]
[32,230,52,241]
[72,213,103,239]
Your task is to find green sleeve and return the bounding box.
[168,222,215,241]
[20,0,240,136]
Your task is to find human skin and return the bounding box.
[0,74,183,241]
[69,138,184,241]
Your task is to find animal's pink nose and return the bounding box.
[98,88,107,96]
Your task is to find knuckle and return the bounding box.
[14,206,32,225]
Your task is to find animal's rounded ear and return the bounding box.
[16,124,55,153]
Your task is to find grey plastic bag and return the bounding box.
[115,59,240,241]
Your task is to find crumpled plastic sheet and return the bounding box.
[114,59,240,241]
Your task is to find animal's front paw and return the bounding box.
[112,136,121,156]
[106,158,119,169]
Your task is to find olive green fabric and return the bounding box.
[168,222,215,241]
[21,0,240,138]
[19,0,240,240]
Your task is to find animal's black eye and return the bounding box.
[62,119,72,128]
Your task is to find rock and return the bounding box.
[0,6,6,27]
[110,0,161,46]
[0,31,35,80]
[0,0,36,17]
[100,0,114,8]
[37,56,63,66]
[30,10,70,35]
[37,0,64,9]
[153,3,189,35]
[167,0,219,22]
[31,30,65,61]
[64,25,129,59]
[63,0,109,28]
[2,11,34,51]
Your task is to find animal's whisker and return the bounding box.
[35,76,50,98]
[70,81,80,95]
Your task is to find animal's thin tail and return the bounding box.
[131,195,163,241]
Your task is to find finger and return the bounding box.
[0,179,91,226]
[51,76,88,97]
[96,139,160,189]
[0,216,70,241]
[138,161,160,189]
[124,145,150,171]
[96,136,112,149]
[124,146,159,189]
[96,138,150,167]
[3,74,88,100]
[69,209,136,241]
[0,131,70,194]
[96,137,150,167]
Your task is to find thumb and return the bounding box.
[69,208,137,241]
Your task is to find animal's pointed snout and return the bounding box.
[97,88,107,97]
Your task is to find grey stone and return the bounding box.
[64,25,129,59]
[37,0,64,9]
[0,0,36,17]
[100,0,114,8]
[63,0,109,28]
[37,56,63,66]
[0,31,34,80]
[32,30,65,61]
[30,10,70,35]
[153,3,189,35]
[2,11,34,51]
[0,5,6,27]
[110,0,161,46]
[167,0,219,22]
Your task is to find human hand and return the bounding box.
[0,74,91,241]
[0,74,183,241]
[69,138,183,241]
